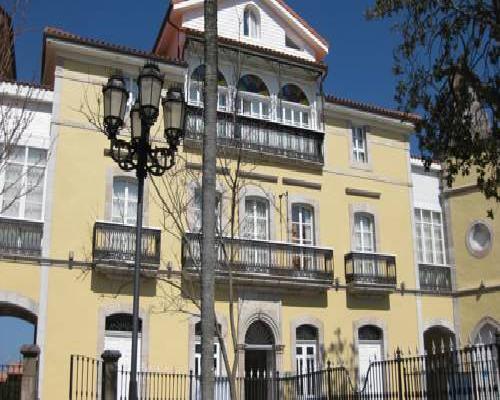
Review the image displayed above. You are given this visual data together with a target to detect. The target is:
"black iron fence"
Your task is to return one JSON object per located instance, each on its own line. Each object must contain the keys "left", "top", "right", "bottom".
{"left": 0, "top": 362, "right": 22, "bottom": 400}
{"left": 70, "top": 341, "right": 499, "bottom": 399}
{"left": 0, "top": 217, "right": 43, "bottom": 257}
{"left": 419, "top": 264, "right": 453, "bottom": 292}
{"left": 185, "top": 106, "right": 324, "bottom": 164}
{"left": 344, "top": 252, "right": 397, "bottom": 287}
{"left": 182, "top": 232, "right": 334, "bottom": 282}
{"left": 92, "top": 222, "right": 161, "bottom": 268}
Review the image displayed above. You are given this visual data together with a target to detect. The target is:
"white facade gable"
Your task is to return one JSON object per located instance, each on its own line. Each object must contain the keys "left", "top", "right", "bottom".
{"left": 175, "top": 0, "right": 327, "bottom": 62}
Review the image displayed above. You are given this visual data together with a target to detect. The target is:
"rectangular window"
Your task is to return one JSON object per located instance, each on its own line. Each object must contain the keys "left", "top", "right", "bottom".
{"left": 192, "top": 188, "right": 221, "bottom": 234}
{"left": 1, "top": 146, "right": 47, "bottom": 221}
{"left": 352, "top": 126, "right": 367, "bottom": 163}
{"left": 414, "top": 208, "right": 446, "bottom": 265}
{"left": 112, "top": 177, "right": 138, "bottom": 225}
{"left": 194, "top": 340, "right": 220, "bottom": 377}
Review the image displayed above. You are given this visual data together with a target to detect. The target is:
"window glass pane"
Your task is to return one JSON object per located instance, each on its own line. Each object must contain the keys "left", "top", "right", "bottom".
{"left": 2, "top": 164, "right": 23, "bottom": 217}
{"left": 302, "top": 112, "right": 309, "bottom": 126}
{"left": 27, "top": 148, "right": 47, "bottom": 166}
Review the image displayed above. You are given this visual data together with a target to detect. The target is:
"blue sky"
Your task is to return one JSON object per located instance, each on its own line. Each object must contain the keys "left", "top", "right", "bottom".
{"left": 2, "top": 0, "right": 418, "bottom": 363}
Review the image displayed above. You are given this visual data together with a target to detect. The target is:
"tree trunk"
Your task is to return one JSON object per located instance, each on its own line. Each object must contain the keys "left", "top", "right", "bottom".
{"left": 201, "top": 1, "right": 218, "bottom": 400}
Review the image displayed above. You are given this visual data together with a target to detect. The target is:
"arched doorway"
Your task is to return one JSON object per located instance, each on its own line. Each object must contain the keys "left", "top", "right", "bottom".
{"left": 244, "top": 320, "right": 275, "bottom": 400}
{"left": 0, "top": 299, "right": 37, "bottom": 364}
{"left": 357, "top": 325, "right": 384, "bottom": 387}
{"left": 424, "top": 325, "right": 456, "bottom": 354}
{"left": 245, "top": 320, "right": 275, "bottom": 375}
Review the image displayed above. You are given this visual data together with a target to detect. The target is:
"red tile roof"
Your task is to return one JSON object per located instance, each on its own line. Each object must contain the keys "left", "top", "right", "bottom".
{"left": 325, "top": 95, "right": 421, "bottom": 124}
{"left": 44, "top": 27, "right": 187, "bottom": 67}
{"left": 183, "top": 28, "right": 327, "bottom": 71}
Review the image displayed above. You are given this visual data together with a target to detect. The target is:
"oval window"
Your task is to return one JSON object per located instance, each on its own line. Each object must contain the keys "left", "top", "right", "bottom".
{"left": 466, "top": 221, "right": 493, "bottom": 257}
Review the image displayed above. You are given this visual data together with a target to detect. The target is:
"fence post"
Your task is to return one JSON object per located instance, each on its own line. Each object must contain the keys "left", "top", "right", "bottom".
{"left": 496, "top": 331, "right": 500, "bottom": 373}
{"left": 396, "top": 347, "right": 403, "bottom": 400}
{"left": 189, "top": 369, "right": 193, "bottom": 400}
{"left": 274, "top": 370, "right": 279, "bottom": 400}
{"left": 101, "top": 350, "right": 121, "bottom": 400}
{"left": 20, "top": 344, "right": 40, "bottom": 400}
{"left": 326, "top": 360, "right": 333, "bottom": 400}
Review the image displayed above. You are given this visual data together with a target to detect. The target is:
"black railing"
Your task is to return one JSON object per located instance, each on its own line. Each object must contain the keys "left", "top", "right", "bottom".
{"left": 344, "top": 252, "right": 397, "bottom": 287}
{"left": 70, "top": 341, "right": 500, "bottom": 399}
{"left": 0, "top": 362, "right": 22, "bottom": 400}
{"left": 92, "top": 221, "right": 161, "bottom": 268}
{"left": 183, "top": 232, "right": 333, "bottom": 282}
{"left": 185, "top": 106, "right": 324, "bottom": 164}
{"left": 0, "top": 217, "right": 43, "bottom": 257}
{"left": 419, "top": 263, "right": 452, "bottom": 292}
{"left": 68, "top": 355, "right": 102, "bottom": 400}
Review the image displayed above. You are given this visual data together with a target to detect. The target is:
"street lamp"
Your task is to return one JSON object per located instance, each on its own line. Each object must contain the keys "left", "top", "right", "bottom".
{"left": 102, "top": 63, "right": 186, "bottom": 400}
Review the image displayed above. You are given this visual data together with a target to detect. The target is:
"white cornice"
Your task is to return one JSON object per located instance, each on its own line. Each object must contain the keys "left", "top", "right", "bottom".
{"left": 46, "top": 38, "right": 186, "bottom": 80}
{"left": 325, "top": 103, "right": 415, "bottom": 134}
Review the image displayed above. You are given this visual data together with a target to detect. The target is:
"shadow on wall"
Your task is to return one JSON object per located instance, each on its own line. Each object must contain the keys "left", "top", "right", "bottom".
{"left": 346, "top": 293, "right": 390, "bottom": 310}
{"left": 90, "top": 271, "right": 157, "bottom": 297}
{"left": 325, "top": 327, "right": 357, "bottom": 375}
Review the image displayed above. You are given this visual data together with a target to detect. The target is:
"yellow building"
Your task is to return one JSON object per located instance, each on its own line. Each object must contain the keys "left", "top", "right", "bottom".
{"left": 0, "top": 1, "right": 497, "bottom": 399}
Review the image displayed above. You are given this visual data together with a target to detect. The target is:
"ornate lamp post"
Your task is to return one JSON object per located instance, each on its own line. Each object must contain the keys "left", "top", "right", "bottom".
{"left": 102, "top": 63, "right": 186, "bottom": 400}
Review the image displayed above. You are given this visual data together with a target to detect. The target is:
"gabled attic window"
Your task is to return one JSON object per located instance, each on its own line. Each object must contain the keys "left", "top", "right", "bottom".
{"left": 285, "top": 35, "right": 301, "bottom": 50}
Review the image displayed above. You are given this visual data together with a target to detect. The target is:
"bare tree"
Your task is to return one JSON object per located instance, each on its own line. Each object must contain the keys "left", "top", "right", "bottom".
{"left": 0, "top": 1, "right": 49, "bottom": 217}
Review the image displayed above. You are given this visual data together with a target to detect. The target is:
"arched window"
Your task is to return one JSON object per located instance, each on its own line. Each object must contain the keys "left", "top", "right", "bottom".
{"left": 279, "top": 84, "right": 311, "bottom": 128}
{"left": 243, "top": 6, "right": 260, "bottom": 39}
{"left": 358, "top": 325, "right": 383, "bottom": 386}
{"left": 296, "top": 324, "right": 318, "bottom": 376}
{"left": 237, "top": 75, "right": 270, "bottom": 119}
{"left": 112, "top": 177, "right": 138, "bottom": 225}
{"left": 194, "top": 322, "right": 222, "bottom": 376}
{"left": 189, "top": 64, "right": 228, "bottom": 110}
{"left": 104, "top": 313, "right": 143, "bottom": 397}
{"left": 474, "top": 321, "right": 498, "bottom": 345}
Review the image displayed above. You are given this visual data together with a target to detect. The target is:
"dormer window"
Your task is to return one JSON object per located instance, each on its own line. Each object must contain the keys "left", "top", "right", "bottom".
{"left": 243, "top": 6, "right": 260, "bottom": 38}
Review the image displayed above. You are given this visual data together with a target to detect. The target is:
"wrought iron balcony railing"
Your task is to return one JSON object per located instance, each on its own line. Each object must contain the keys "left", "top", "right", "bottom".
{"left": 344, "top": 252, "right": 397, "bottom": 288}
{"left": 0, "top": 217, "right": 43, "bottom": 257}
{"left": 185, "top": 106, "right": 324, "bottom": 165}
{"left": 419, "top": 264, "right": 452, "bottom": 292}
{"left": 92, "top": 221, "right": 161, "bottom": 269}
{"left": 182, "top": 232, "right": 333, "bottom": 283}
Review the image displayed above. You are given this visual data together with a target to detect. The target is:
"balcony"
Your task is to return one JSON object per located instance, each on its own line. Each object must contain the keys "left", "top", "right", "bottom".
{"left": 182, "top": 232, "right": 333, "bottom": 288}
{"left": 0, "top": 217, "right": 43, "bottom": 257}
{"left": 92, "top": 221, "right": 161, "bottom": 275}
{"left": 419, "top": 264, "right": 452, "bottom": 292}
{"left": 184, "top": 106, "right": 324, "bottom": 166}
{"left": 344, "top": 252, "right": 397, "bottom": 292}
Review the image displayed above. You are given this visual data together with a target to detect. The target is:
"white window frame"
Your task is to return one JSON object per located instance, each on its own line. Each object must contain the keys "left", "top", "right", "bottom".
{"left": 354, "top": 213, "right": 375, "bottom": 253}
{"left": 111, "top": 177, "right": 138, "bottom": 225}
{"left": 0, "top": 145, "right": 47, "bottom": 221}
{"left": 188, "top": 80, "right": 229, "bottom": 111}
{"left": 280, "top": 100, "right": 311, "bottom": 129}
{"left": 243, "top": 7, "right": 260, "bottom": 39}
{"left": 414, "top": 208, "right": 446, "bottom": 265}
{"left": 352, "top": 126, "right": 368, "bottom": 163}
{"left": 243, "top": 197, "right": 270, "bottom": 241}
{"left": 192, "top": 187, "right": 222, "bottom": 234}
{"left": 291, "top": 204, "right": 315, "bottom": 246}
{"left": 238, "top": 92, "right": 271, "bottom": 120}
{"left": 194, "top": 337, "right": 221, "bottom": 377}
